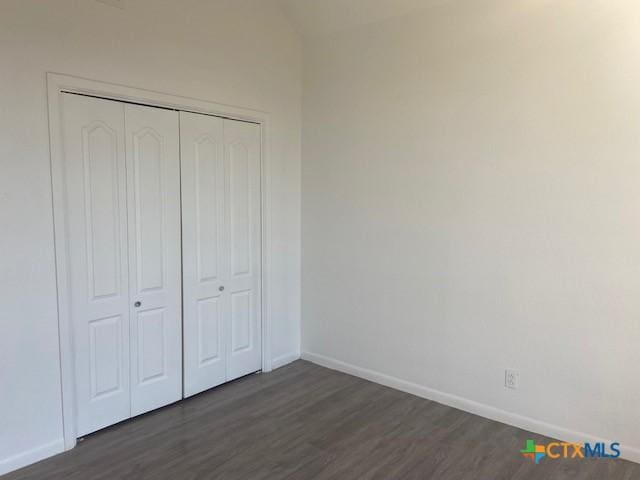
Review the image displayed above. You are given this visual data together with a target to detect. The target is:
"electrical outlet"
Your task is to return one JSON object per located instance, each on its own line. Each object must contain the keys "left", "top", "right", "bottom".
{"left": 505, "top": 369, "right": 519, "bottom": 390}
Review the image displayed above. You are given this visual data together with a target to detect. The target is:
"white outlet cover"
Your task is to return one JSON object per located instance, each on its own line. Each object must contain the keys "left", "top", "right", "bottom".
{"left": 96, "top": 0, "right": 125, "bottom": 9}
{"left": 505, "top": 369, "right": 519, "bottom": 389}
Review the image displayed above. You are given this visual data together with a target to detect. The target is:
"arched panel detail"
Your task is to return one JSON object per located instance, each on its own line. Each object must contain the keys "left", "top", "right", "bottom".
{"left": 229, "top": 141, "right": 251, "bottom": 277}
{"left": 194, "top": 134, "right": 220, "bottom": 283}
{"left": 82, "top": 121, "right": 122, "bottom": 301}
{"left": 132, "top": 127, "right": 165, "bottom": 293}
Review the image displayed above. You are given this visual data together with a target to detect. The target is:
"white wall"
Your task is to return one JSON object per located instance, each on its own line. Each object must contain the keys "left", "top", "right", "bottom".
{"left": 302, "top": 0, "right": 640, "bottom": 459}
{"left": 0, "top": 0, "right": 301, "bottom": 473}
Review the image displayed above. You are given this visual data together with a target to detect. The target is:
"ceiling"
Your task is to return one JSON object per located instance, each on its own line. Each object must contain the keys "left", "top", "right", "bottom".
{"left": 278, "top": 0, "right": 448, "bottom": 38}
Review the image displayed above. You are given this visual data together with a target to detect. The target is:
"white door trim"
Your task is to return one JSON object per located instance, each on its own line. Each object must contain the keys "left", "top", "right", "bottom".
{"left": 46, "top": 72, "right": 273, "bottom": 451}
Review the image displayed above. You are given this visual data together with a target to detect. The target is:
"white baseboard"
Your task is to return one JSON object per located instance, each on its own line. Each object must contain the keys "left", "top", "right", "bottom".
{"left": 301, "top": 351, "right": 640, "bottom": 465}
{"left": 271, "top": 351, "right": 301, "bottom": 370}
{"left": 0, "top": 439, "right": 65, "bottom": 476}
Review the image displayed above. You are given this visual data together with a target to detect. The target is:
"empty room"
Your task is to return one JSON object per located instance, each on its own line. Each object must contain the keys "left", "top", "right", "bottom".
{"left": 1, "top": 0, "right": 639, "bottom": 478}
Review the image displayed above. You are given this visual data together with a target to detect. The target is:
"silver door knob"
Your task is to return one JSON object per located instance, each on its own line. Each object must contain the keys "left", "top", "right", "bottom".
{"left": 134, "top": 301, "right": 141, "bottom": 307}
{"left": 219, "top": 286, "right": 225, "bottom": 292}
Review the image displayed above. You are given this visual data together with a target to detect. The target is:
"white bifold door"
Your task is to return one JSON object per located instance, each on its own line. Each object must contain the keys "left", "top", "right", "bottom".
{"left": 180, "top": 111, "right": 262, "bottom": 397}
{"left": 61, "top": 94, "right": 182, "bottom": 436}
{"left": 59, "top": 94, "right": 261, "bottom": 436}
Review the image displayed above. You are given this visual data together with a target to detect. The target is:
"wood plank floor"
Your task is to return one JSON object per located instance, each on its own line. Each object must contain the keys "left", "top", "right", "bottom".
{"left": 3, "top": 360, "right": 639, "bottom": 479}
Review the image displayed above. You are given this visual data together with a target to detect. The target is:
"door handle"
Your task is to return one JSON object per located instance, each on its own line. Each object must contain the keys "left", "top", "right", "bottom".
{"left": 134, "top": 301, "right": 142, "bottom": 308}
{"left": 219, "top": 286, "right": 225, "bottom": 292}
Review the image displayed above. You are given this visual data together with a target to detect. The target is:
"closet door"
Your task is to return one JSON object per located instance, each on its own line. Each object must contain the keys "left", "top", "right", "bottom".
{"left": 125, "top": 104, "right": 182, "bottom": 416}
{"left": 61, "top": 94, "right": 131, "bottom": 436}
{"left": 223, "top": 118, "right": 262, "bottom": 380}
{"left": 181, "top": 113, "right": 262, "bottom": 397}
{"left": 180, "top": 112, "right": 227, "bottom": 397}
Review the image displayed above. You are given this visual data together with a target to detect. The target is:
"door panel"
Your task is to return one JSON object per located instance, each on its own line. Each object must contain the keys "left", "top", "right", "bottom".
{"left": 230, "top": 290, "right": 252, "bottom": 353}
{"left": 194, "top": 136, "right": 221, "bottom": 283}
{"left": 125, "top": 104, "right": 182, "bottom": 416}
{"left": 180, "top": 112, "right": 227, "bottom": 397}
{"left": 84, "top": 123, "right": 122, "bottom": 299}
{"left": 197, "top": 296, "right": 222, "bottom": 365}
{"left": 136, "top": 307, "right": 167, "bottom": 384}
{"left": 61, "top": 94, "right": 131, "bottom": 436}
{"left": 224, "top": 119, "right": 262, "bottom": 380}
{"left": 133, "top": 129, "right": 164, "bottom": 292}
{"left": 181, "top": 113, "right": 262, "bottom": 395}
{"left": 89, "top": 315, "right": 124, "bottom": 398}
{"left": 229, "top": 142, "right": 251, "bottom": 277}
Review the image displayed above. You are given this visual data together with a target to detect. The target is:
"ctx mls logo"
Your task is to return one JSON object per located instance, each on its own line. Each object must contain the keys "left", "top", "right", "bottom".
{"left": 521, "top": 440, "right": 621, "bottom": 464}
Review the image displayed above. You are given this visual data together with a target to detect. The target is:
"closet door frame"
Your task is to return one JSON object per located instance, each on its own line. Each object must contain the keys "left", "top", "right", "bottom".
{"left": 47, "top": 72, "right": 273, "bottom": 451}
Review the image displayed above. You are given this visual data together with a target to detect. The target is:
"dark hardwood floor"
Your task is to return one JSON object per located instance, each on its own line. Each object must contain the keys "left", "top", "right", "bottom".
{"left": 3, "top": 360, "right": 638, "bottom": 479}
